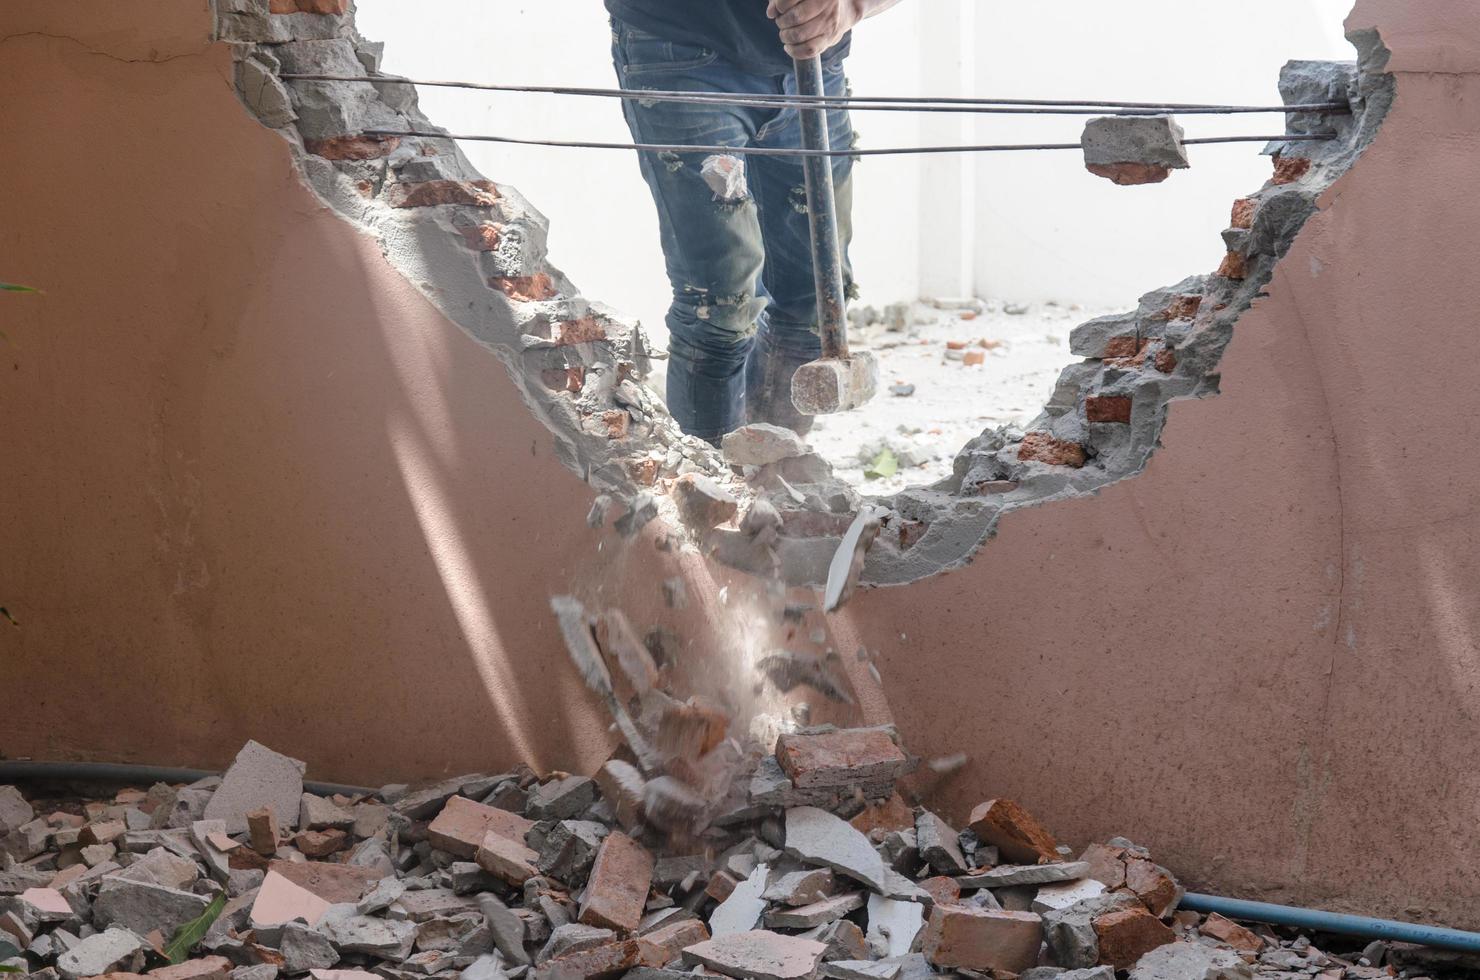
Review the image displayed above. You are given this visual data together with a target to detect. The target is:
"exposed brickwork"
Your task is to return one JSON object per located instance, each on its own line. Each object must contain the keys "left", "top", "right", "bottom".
{"left": 1154, "top": 348, "right": 1178, "bottom": 373}
{"left": 386, "top": 180, "right": 500, "bottom": 209}
{"left": 491, "top": 273, "right": 558, "bottom": 302}
{"left": 458, "top": 223, "right": 502, "bottom": 252}
{"left": 1085, "top": 395, "right": 1132, "bottom": 424}
{"left": 269, "top": 0, "right": 348, "bottom": 13}
{"left": 968, "top": 798, "right": 1060, "bottom": 864}
{"left": 1271, "top": 154, "right": 1313, "bottom": 185}
{"left": 1102, "top": 336, "right": 1145, "bottom": 360}
{"left": 304, "top": 135, "right": 400, "bottom": 160}
{"left": 1016, "top": 433, "right": 1087, "bottom": 469}
{"left": 1159, "top": 294, "right": 1202, "bottom": 322}
{"left": 1093, "top": 906, "right": 1175, "bottom": 969}
{"left": 1217, "top": 251, "right": 1248, "bottom": 280}
{"left": 1085, "top": 162, "right": 1172, "bottom": 186}
{"left": 1230, "top": 197, "right": 1258, "bottom": 229}
{"left": 554, "top": 317, "right": 607, "bottom": 346}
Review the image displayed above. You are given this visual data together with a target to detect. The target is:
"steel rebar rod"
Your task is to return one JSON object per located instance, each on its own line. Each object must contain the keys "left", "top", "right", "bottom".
{"left": 281, "top": 73, "right": 1350, "bottom": 117}
{"left": 363, "top": 128, "right": 1335, "bottom": 159}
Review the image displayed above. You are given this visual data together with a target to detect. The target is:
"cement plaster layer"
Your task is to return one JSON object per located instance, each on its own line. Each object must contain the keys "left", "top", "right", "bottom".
{"left": 3, "top": 0, "right": 1479, "bottom": 927}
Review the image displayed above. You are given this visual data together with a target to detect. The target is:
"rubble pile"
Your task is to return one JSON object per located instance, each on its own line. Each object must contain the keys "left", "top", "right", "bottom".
{"left": 0, "top": 735, "right": 1454, "bottom": 980}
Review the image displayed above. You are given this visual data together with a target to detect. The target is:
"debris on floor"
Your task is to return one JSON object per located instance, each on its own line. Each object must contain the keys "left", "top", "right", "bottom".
{"left": 0, "top": 735, "right": 1455, "bottom": 980}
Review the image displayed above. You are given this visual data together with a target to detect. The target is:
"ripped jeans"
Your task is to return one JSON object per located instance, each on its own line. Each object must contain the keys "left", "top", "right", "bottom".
{"left": 611, "top": 17, "right": 855, "bottom": 443}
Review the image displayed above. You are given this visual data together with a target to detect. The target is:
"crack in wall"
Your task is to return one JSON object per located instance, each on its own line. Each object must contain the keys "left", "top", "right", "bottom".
{"left": 212, "top": 1, "right": 1396, "bottom": 593}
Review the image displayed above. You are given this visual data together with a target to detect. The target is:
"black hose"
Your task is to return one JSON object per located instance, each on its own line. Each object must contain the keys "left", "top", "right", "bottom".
{"left": 0, "top": 760, "right": 377, "bottom": 799}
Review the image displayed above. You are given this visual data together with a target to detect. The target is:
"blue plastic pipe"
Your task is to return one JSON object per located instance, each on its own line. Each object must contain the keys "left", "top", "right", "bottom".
{"left": 1181, "top": 893, "right": 1480, "bottom": 954}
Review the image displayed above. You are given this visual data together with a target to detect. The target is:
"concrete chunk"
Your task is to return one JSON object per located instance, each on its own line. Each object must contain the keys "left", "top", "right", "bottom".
{"left": 709, "top": 863, "right": 770, "bottom": 938}
{"left": 762, "top": 868, "right": 835, "bottom": 908}
{"left": 914, "top": 812, "right": 966, "bottom": 876}
{"left": 0, "top": 788, "right": 34, "bottom": 835}
{"left": 314, "top": 903, "right": 416, "bottom": 959}
{"left": 721, "top": 424, "right": 809, "bottom": 467}
{"left": 1129, "top": 941, "right": 1253, "bottom": 980}
{"left": 56, "top": 927, "right": 148, "bottom": 980}
{"left": 299, "top": 794, "right": 355, "bottom": 832}
{"left": 203, "top": 741, "right": 306, "bottom": 834}
{"left": 784, "top": 807, "right": 886, "bottom": 892}
{"left": 93, "top": 875, "right": 211, "bottom": 936}
{"left": 961, "top": 862, "right": 1089, "bottom": 889}
{"left": 683, "top": 931, "right": 828, "bottom": 980}
{"left": 823, "top": 961, "right": 901, "bottom": 980}
{"left": 1032, "top": 878, "right": 1107, "bottom": 913}
{"left": 865, "top": 895, "right": 923, "bottom": 959}
{"left": 765, "top": 892, "right": 864, "bottom": 929}
{"left": 280, "top": 921, "right": 340, "bottom": 973}
{"left": 1082, "top": 115, "right": 1189, "bottom": 168}
{"left": 527, "top": 776, "right": 597, "bottom": 822}
{"left": 478, "top": 893, "right": 530, "bottom": 966}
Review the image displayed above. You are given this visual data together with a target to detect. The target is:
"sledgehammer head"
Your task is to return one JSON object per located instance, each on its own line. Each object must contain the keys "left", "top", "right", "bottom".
{"left": 791, "top": 351, "right": 879, "bottom": 416}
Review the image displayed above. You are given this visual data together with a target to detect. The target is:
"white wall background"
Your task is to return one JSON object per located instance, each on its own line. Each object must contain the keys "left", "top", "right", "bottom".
{"left": 357, "top": 1, "right": 1357, "bottom": 328}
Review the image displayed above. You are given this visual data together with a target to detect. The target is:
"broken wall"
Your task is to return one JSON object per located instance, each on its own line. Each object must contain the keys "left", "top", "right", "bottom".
{"left": 3, "top": 0, "right": 1480, "bottom": 927}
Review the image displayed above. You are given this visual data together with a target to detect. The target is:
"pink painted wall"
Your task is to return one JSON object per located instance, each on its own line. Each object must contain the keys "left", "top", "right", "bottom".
{"left": 3, "top": 0, "right": 1479, "bottom": 925}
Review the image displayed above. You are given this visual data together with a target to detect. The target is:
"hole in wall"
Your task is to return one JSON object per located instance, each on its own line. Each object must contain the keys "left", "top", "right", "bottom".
{"left": 219, "top": 1, "right": 1394, "bottom": 590}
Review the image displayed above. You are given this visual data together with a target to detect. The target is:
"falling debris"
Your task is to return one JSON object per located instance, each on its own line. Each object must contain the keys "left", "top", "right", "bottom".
{"left": 824, "top": 508, "right": 885, "bottom": 612}
{"left": 757, "top": 650, "right": 855, "bottom": 705}
{"left": 1081, "top": 114, "right": 1191, "bottom": 186}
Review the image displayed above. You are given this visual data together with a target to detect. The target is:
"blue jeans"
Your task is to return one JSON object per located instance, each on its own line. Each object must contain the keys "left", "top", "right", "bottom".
{"left": 611, "top": 17, "right": 856, "bottom": 442}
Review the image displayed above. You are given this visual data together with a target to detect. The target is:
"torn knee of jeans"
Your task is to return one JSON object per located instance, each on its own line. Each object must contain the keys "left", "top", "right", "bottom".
{"left": 789, "top": 185, "right": 809, "bottom": 215}
{"left": 658, "top": 151, "right": 684, "bottom": 173}
{"left": 693, "top": 291, "right": 757, "bottom": 334}
{"left": 701, "top": 154, "right": 750, "bottom": 206}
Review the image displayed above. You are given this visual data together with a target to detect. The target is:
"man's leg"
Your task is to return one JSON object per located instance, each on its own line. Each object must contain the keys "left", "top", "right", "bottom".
{"left": 611, "top": 21, "right": 774, "bottom": 443}
{"left": 745, "top": 63, "right": 856, "bottom": 435}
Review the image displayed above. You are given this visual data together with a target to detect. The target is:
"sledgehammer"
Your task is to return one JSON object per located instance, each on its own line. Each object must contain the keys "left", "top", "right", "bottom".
{"left": 789, "top": 56, "right": 878, "bottom": 417}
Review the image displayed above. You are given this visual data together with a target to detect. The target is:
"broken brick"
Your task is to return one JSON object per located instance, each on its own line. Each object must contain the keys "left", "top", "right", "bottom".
{"left": 1016, "top": 433, "right": 1087, "bottom": 469}
{"left": 1103, "top": 335, "right": 1147, "bottom": 360}
{"left": 540, "top": 938, "right": 640, "bottom": 980}
{"left": 578, "top": 831, "right": 653, "bottom": 932}
{"left": 428, "top": 796, "right": 536, "bottom": 860}
{"left": 265, "top": 859, "right": 379, "bottom": 904}
{"left": 475, "top": 830, "right": 541, "bottom": 885}
{"left": 554, "top": 317, "right": 608, "bottom": 346}
{"left": 1271, "top": 154, "right": 1313, "bottom": 185}
{"left": 1086, "top": 162, "right": 1172, "bottom": 186}
{"left": 386, "top": 180, "right": 500, "bottom": 209}
{"left": 962, "top": 350, "right": 986, "bottom": 367}
{"left": 967, "top": 799, "right": 1060, "bottom": 865}
{"left": 671, "top": 474, "right": 739, "bottom": 530}
{"left": 921, "top": 905, "right": 1043, "bottom": 975}
{"left": 293, "top": 829, "right": 347, "bottom": 858}
{"left": 1230, "top": 197, "right": 1258, "bottom": 229}
{"left": 1154, "top": 348, "right": 1178, "bottom": 373}
{"left": 1200, "top": 912, "right": 1264, "bottom": 953}
{"left": 599, "top": 411, "right": 630, "bottom": 440}
{"left": 628, "top": 457, "right": 659, "bottom": 486}
{"left": 636, "top": 918, "right": 709, "bottom": 966}
{"left": 458, "top": 223, "right": 503, "bottom": 251}
{"left": 775, "top": 729, "right": 909, "bottom": 790}
{"left": 269, "top": 0, "right": 348, "bottom": 12}
{"left": 147, "top": 956, "right": 233, "bottom": 980}
{"left": 250, "top": 870, "right": 332, "bottom": 930}
{"left": 1081, "top": 843, "right": 1129, "bottom": 890}
{"left": 492, "top": 273, "right": 559, "bottom": 302}
{"left": 1160, "top": 294, "right": 1203, "bottom": 321}
{"left": 918, "top": 876, "right": 962, "bottom": 910}
{"left": 1093, "top": 906, "right": 1176, "bottom": 969}
{"left": 1124, "top": 856, "right": 1179, "bottom": 917}
{"left": 1216, "top": 251, "right": 1248, "bottom": 280}
{"left": 683, "top": 931, "right": 827, "bottom": 980}
{"left": 305, "top": 135, "right": 401, "bottom": 161}
{"left": 247, "top": 807, "right": 279, "bottom": 856}
{"left": 1085, "top": 396, "right": 1132, "bottom": 424}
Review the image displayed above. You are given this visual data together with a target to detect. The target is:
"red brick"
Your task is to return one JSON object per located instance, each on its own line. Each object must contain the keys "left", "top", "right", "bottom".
{"left": 1216, "top": 251, "right": 1248, "bottom": 280}
{"left": 599, "top": 410, "right": 630, "bottom": 440}
{"left": 1085, "top": 395, "right": 1132, "bottom": 424}
{"left": 540, "top": 939, "right": 640, "bottom": 980}
{"left": 1093, "top": 906, "right": 1175, "bottom": 969}
{"left": 967, "top": 799, "right": 1060, "bottom": 865}
{"left": 554, "top": 316, "right": 607, "bottom": 346}
{"left": 1080, "top": 843, "right": 1128, "bottom": 890}
{"left": 637, "top": 919, "right": 709, "bottom": 966}
{"left": 148, "top": 957, "right": 233, "bottom": 980}
{"left": 458, "top": 223, "right": 503, "bottom": 251}
{"left": 578, "top": 831, "right": 653, "bottom": 932}
{"left": 921, "top": 905, "right": 1043, "bottom": 975}
{"left": 1160, "top": 294, "right": 1202, "bottom": 321}
{"left": 1124, "top": 857, "right": 1179, "bottom": 917}
{"left": 1230, "top": 197, "right": 1258, "bottom": 230}
{"left": 653, "top": 696, "right": 728, "bottom": 759}
{"left": 386, "top": 179, "right": 500, "bottom": 209}
{"left": 1200, "top": 912, "right": 1264, "bottom": 953}
{"left": 293, "top": 829, "right": 346, "bottom": 858}
{"left": 628, "top": 457, "right": 659, "bottom": 486}
{"left": 247, "top": 807, "right": 279, "bottom": 856}
{"left": 962, "top": 350, "right": 986, "bottom": 366}
{"left": 427, "top": 796, "right": 535, "bottom": 860}
{"left": 270, "top": 0, "right": 348, "bottom": 13}
{"left": 945, "top": 340, "right": 968, "bottom": 351}
{"left": 265, "top": 860, "right": 379, "bottom": 904}
{"left": 919, "top": 876, "right": 962, "bottom": 910}
{"left": 492, "top": 273, "right": 558, "bottom": 302}
{"left": 475, "top": 830, "right": 540, "bottom": 885}
{"left": 1016, "top": 433, "right": 1087, "bottom": 469}
{"left": 775, "top": 729, "right": 910, "bottom": 790}
{"left": 1154, "top": 348, "right": 1177, "bottom": 373}
{"left": 305, "top": 134, "right": 400, "bottom": 160}
{"left": 1103, "top": 336, "right": 1147, "bottom": 360}
{"left": 1271, "top": 154, "right": 1312, "bottom": 185}
{"left": 542, "top": 367, "right": 585, "bottom": 393}
{"left": 1086, "top": 162, "right": 1172, "bottom": 186}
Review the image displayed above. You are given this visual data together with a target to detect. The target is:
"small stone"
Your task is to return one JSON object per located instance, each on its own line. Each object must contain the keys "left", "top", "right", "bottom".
{"left": 476, "top": 831, "right": 541, "bottom": 885}
{"left": 203, "top": 741, "right": 307, "bottom": 834}
{"left": 231, "top": 967, "right": 279, "bottom": 980}
{"left": 1198, "top": 913, "right": 1264, "bottom": 953}
{"left": 765, "top": 893, "right": 864, "bottom": 930}
{"left": 429, "top": 797, "right": 536, "bottom": 860}
{"left": 721, "top": 424, "right": 809, "bottom": 466}
{"left": 279, "top": 922, "right": 339, "bottom": 973}
{"left": 354, "top": 877, "right": 405, "bottom": 915}
{"left": 967, "top": 799, "right": 1060, "bottom": 865}
{"left": 888, "top": 384, "right": 915, "bottom": 398}
{"left": 1093, "top": 906, "right": 1176, "bottom": 970}
{"left": 576, "top": 831, "right": 653, "bottom": 933}
{"left": 683, "top": 931, "right": 827, "bottom": 980}
{"left": 762, "top": 868, "right": 835, "bottom": 907}
{"left": 921, "top": 905, "right": 1042, "bottom": 976}
{"left": 1129, "top": 941, "right": 1253, "bottom": 980}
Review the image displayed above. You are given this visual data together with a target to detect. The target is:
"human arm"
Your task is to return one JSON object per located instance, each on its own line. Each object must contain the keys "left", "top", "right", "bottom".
{"left": 766, "top": 0, "right": 905, "bottom": 60}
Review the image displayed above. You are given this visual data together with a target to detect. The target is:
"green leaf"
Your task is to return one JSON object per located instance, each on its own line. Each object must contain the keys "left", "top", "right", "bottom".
{"left": 863, "top": 448, "right": 898, "bottom": 480}
{"left": 164, "top": 890, "right": 227, "bottom": 964}
{"left": 0, "top": 608, "right": 17, "bottom": 628}
{"left": 0, "top": 283, "right": 39, "bottom": 294}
